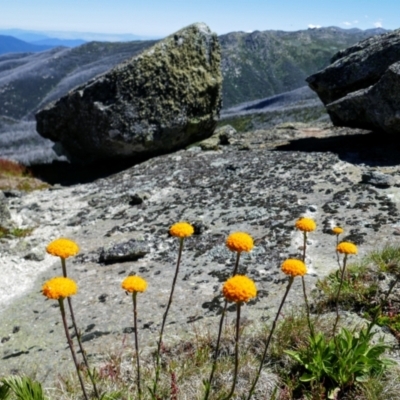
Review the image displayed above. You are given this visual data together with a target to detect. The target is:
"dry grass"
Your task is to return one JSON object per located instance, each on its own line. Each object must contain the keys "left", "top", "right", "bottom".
{"left": 48, "top": 322, "right": 279, "bottom": 400}
{"left": 0, "top": 158, "right": 50, "bottom": 191}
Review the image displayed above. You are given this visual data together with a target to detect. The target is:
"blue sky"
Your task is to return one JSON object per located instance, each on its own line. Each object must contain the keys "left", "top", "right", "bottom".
{"left": 0, "top": 0, "right": 397, "bottom": 38}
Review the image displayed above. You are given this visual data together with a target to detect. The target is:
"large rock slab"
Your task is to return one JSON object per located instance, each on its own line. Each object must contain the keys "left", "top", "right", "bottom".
{"left": 35, "top": 23, "right": 222, "bottom": 163}
{"left": 3, "top": 122, "right": 400, "bottom": 383}
{"left": 306, "top": 29, "right": 400, "bottom": 133}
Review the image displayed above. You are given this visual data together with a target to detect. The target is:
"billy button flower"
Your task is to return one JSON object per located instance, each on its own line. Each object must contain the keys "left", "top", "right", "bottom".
{"left": 153, "top": 221, "right": 194, "bottom": 396}
{"left": 45, "top": 238, "right": 99, "bottom": 399}
{"left": 281, "top": 259, "right": 307, "bottom": 277}
{"left": 219, "top": 275, "right": 257, "bottom": 399}
{"left": 295, "top": 217, "right": 317, "bottom": 233}
{"left": 42, "top": 277, "right": 88, "bottom": 400}
{"left": 42, "top": 277, "right": 77, "bottom": 300}
{"left": 337, "top": 241, "right": 358, "bottom": 255}
{"left": 226, "top": 232, "right": 254, "bottom": 253}
{"left": 226, "top": 232, "right": 254, "bottom": 276}
{"left": 223, "top": 275, "right": 257, "bottom": 303}
{"left": 332, "top": 226, "right": 344, "bottom": 235}
{"left": 205, "top": 232, "right": 255, "bottom": 400}
{"left": 248, "top": 258, "right": 308, "bottom": 398}
{"left": 122, "top": 276, "right": 147, "bottom": 399}
{"left": 169, "top": 222, "right": 194, "bottom": 238}
{"left": 333, "top": 241, "right": 358, "bottom": 335}
{"left": 46, "top": 238, "right": 79, "bottom": 259}
{"left": 122, "top": 276, "right": 148, "bottom": 293}
{"left": 46, "top": 238, "right": 79, "bottom": 278}
{"left": 294, "top": 217, "right": 315, "bottom": 339}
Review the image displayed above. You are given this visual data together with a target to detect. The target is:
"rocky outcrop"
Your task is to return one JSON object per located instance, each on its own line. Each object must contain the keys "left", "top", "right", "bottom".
{"left": 35, "top": 23, "right": 222, "bottom": 163}
{"left": 3, "top": 122, "right": 400, "bottom": 382}
{"left": 306, "top": 29, "right": 400, "bottom": 133}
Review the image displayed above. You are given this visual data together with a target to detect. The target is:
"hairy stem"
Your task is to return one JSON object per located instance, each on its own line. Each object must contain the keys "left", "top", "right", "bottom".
{"left": 59, "top": 298, "right": 88, "bottom": 400}
{"left": 223, "top": 303, "right": 241, "bottom": 400}
{"left": 247, "top": 277, "right": 294, "bottom": 399}
{"left": 153, "top": 238, "right": 184, "bottom": 395}
{"left": 332, "top": 254, "right": 348, "bottom": 335}
{"left": 61, "top": 257, "right": 99, "bottom": 399}
{"left": 132, "top": 292, "right": 142, "bottom": 399}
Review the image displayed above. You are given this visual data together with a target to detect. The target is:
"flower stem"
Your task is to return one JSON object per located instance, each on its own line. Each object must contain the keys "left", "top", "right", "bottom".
{"left": 246, "top": 277, "right": 294, "bottom": 399}
{"left": 203, "top": 252, "right": 242, "bottom": 400}
{"left": 132, "top": 292, "right": 142, "bottom": 399}
{"left": 222, "top": 303, "right": 241, "bottom": 400}
{"left": 335, "top": 236, "right": 341, "bottom": 269}
{"left": 302, "top": 232, "right": 307, "bottom": 263}
{"left": 232, "top": 252, "right": 241, "bottom": 276}
{"left": 367, "top": 275, "right": 400, "bottom": 335}
{"left": 332, "top": 254, "right": 348, "bottom": 335}
{"left": 300, "top": 233, "right": 313, "bottom": 337}
{"left": 153, "top": 238, "right": 184, "bottom": 395}
{"left": 61, "top": 257, "right": 100, "bottom": 399}
{"left": 301, "top": 276, "right": 314, "bottom": 337}
{"left": 203, "top": 300, "right": 228, "bottom": 400}
{"left": 59, "top": 298, "right": 88, "bottom": 400}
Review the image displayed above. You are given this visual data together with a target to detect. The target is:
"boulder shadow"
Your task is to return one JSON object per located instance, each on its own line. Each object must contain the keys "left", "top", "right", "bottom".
{"left": 29, "top": 156, "right": 144, "bottom": 186}
{"left": 273, "top": 130, "right": 400, "bottom": 167}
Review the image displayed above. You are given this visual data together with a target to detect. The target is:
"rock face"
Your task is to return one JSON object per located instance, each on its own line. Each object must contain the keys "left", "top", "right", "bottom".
{"left": 35, "top": 23, "right": 222, "bottom": 163}
{"left": 306, "top": 29, "right": 400, "bottom": 133}
{"left": 3, "top": 122, "right": 400, "bottom": 383}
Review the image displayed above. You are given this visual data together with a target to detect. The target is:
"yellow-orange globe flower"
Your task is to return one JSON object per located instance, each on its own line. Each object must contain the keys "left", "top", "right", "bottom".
{"left": 169, "top": 222, "right": 194, "bottom": 238}
{"left": 281, "top": 259, "right": 307, "bottom": 277}
{"left": 337, "top": 242, "right": 357, "bottom": 255}
{"left": 121, "top": 276, "right": 148, "bottom": 293}
{"left": 226, "top": 232, "right": 254, "bottom": 253}
{"left": 295, "top": 217, "right": 316, "bottom": 232}
{"left": 42, "top": 277, "right": 78, "bottom": 300}
{"left": 332, "top": 227, "right": 344, "bottom": 235}
{"left": 46, "top": 238, "right": 79, "bottom": 259}
{"left": 222, "top": 275, "right": 257, "bottom": 303}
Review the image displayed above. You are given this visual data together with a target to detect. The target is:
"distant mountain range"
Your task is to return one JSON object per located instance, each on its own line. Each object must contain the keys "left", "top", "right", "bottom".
{"left": 220, "top": 26, "right": 388, "bottom": 107}
{"left": 0, "top": 35, "right": 53, "bottom": 55}
{"left": 0, "top": 25, "right": 389, "bottom": 119}
{"left": 0, "top": 28, "right": 159, "bottom": 46}
{"left": 0, "top": 25, "right": 392, "bottom": 165}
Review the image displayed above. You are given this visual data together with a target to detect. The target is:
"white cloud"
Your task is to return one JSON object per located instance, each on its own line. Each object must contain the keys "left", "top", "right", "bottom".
{"left": 308, "top": 24, "right": 321, "bottom": 29}
{"left": 374, "top": 21, "right": 383, "bottom": 28}
{"left": 342, "top": 20, "right": 359, "bottom": 27}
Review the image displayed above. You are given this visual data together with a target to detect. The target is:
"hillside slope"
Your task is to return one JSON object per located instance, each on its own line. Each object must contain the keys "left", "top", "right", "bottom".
{"left": 0, "top": 40, "right": 156, "bottom": 120}
{"left": 0, "top": 35, "right": 52, "bottom": 55}
{"left": 0, "top": 26, "right": 388, "bottom": 121}
{"left": 220, "top": 27, "right": 387, "bottom": 107}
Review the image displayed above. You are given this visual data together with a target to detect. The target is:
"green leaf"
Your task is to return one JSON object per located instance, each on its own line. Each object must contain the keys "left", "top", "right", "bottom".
{"left": 0, "top": 383, "right": 11, "bottom": 400}
{"left": 0, "top": 376, "right": 47, "bottom": 400}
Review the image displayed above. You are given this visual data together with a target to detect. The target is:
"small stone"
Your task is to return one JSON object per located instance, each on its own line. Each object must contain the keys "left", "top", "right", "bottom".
{"left": 361, "top": 171, "right": 395, "bottom": 188}
{"left": 99, "top": 239, "right": 150, "bottom": 264}
{"left": 128, "top": 192, "right": 150, "bottom": 205}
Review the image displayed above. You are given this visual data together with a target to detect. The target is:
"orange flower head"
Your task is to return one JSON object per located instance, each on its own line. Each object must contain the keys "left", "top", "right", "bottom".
{"left": 295, "top": 217, "right": 316, "bottom": 232}
{"left": 226, "top": 232, "right": 254, "bottom": 253}
{"left": 169, "top": 222, "right": 194, "bottom": 238}
{"left": 42, "top": 277, "right": 78, "bottom": 300}
{"left": 46, "top": 238, "right": 79, "bottom": 259}
{"left": 337, "top": 242, "right": 357, "bottom": 255}
{"left": 121, "top": 276, "right": 148, "bottom": 293}
{"left": 332, "top": 227, "right": 344, "bottom": 235}
{"left": 281, "top": 259, "right": 307, "bottom": 277}
{"left": 222, "top": 275, "right": 257, "bottom": 303}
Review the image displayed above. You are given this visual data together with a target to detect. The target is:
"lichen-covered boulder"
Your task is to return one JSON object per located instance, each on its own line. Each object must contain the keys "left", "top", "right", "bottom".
{"left": 35, "top": 23, "right": 222, "bottom": 163}
{"left": 306, "top": 29, "right": 400, "bottom": 133}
